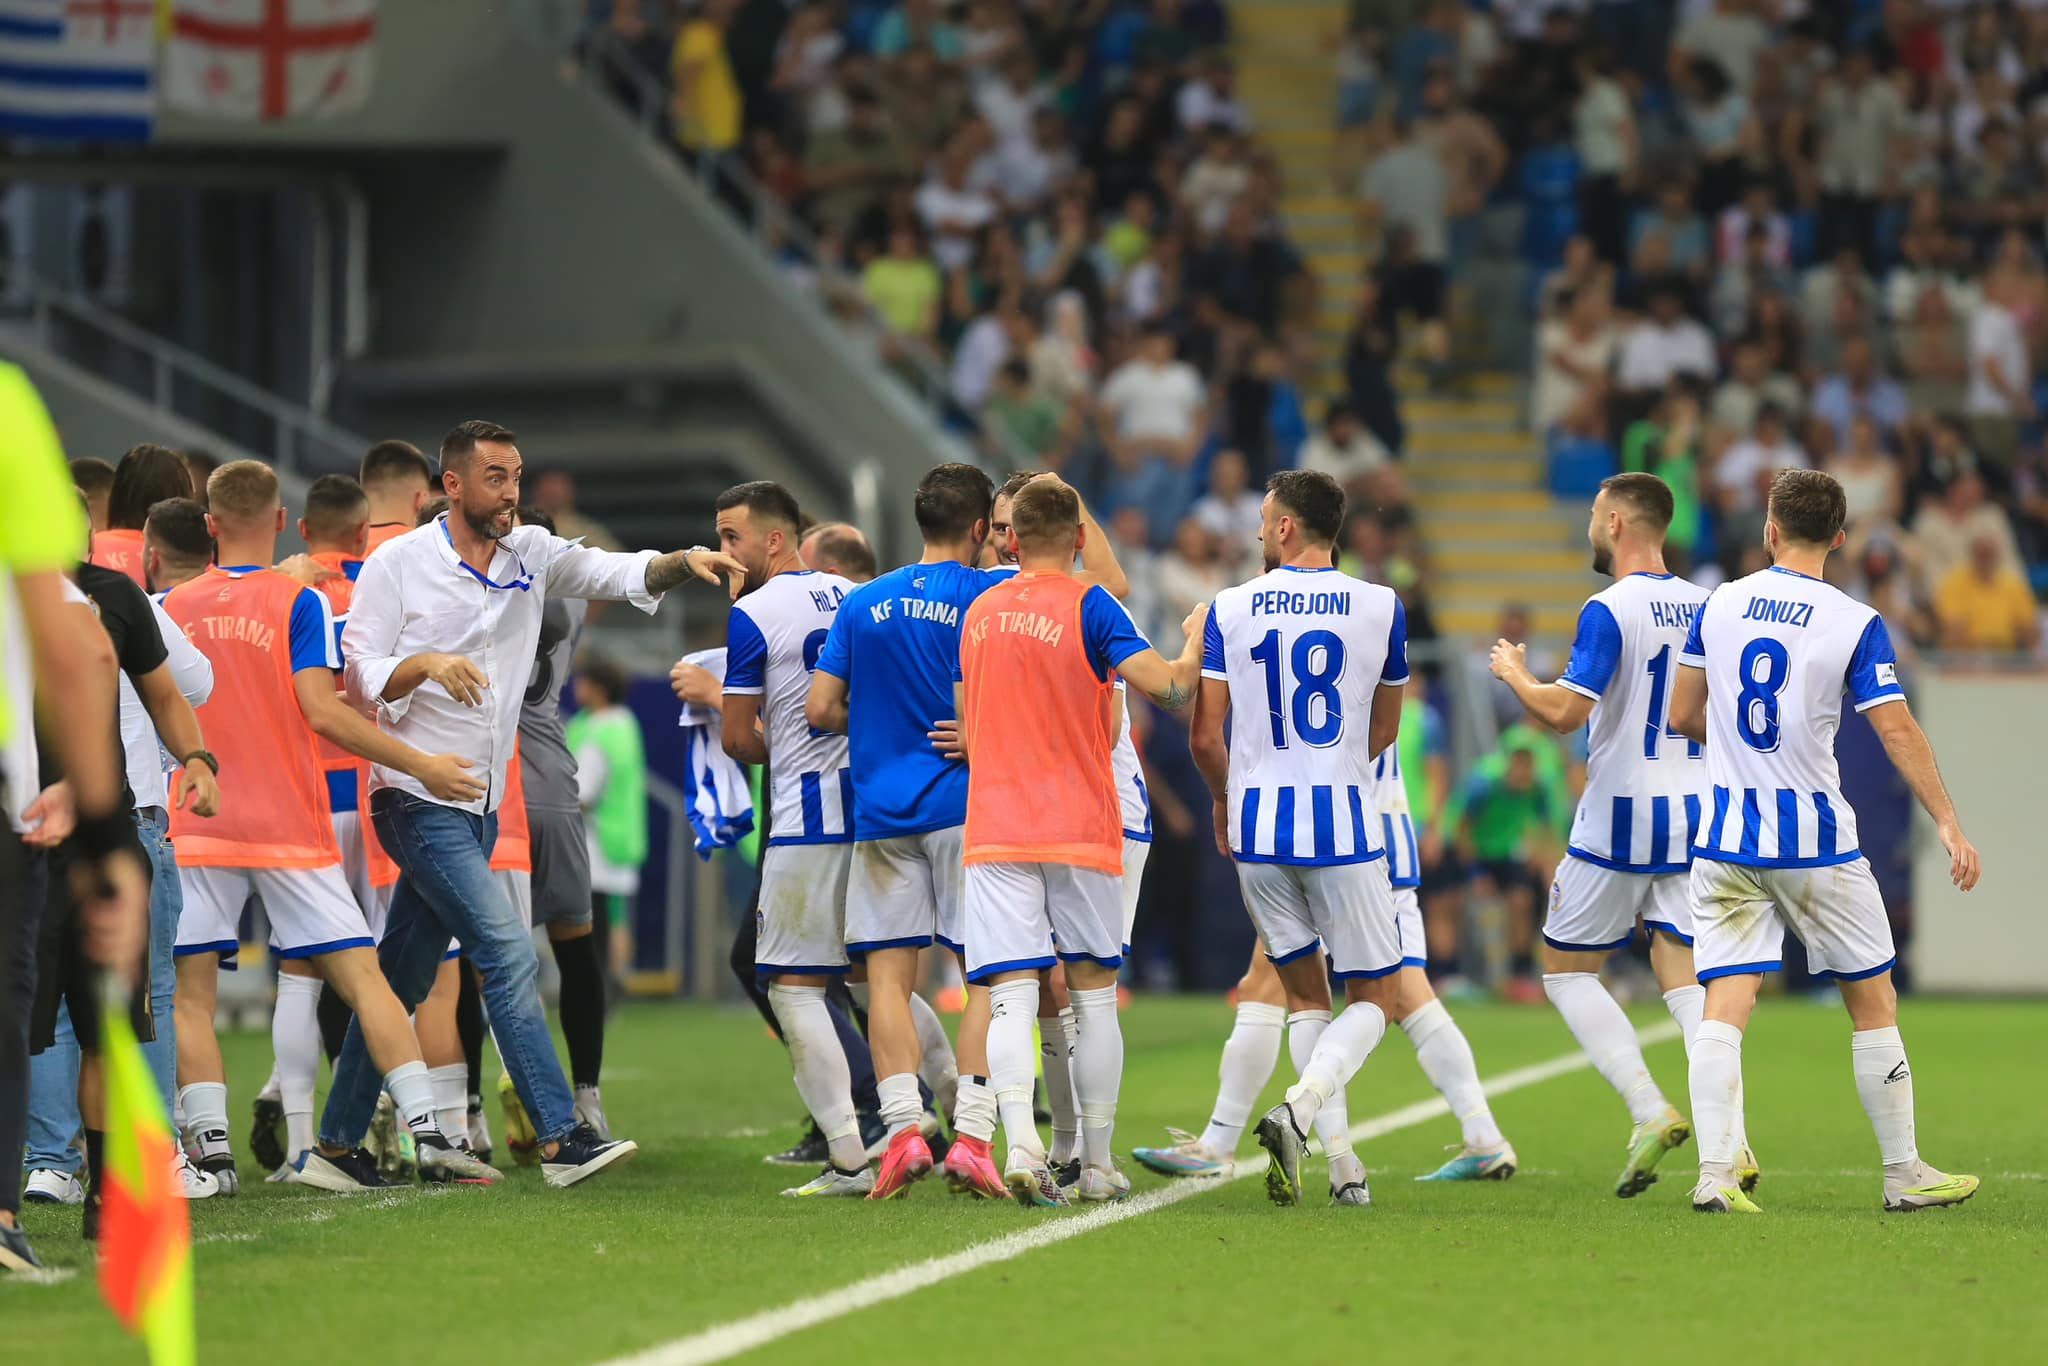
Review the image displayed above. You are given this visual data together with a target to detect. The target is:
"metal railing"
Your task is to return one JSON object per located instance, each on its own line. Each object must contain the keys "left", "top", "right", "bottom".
{"left": 555, "top": 25, "right": 1032, "bottom": 474}
{"left": 3, "top": 267, "right": 369, "bottom": 475}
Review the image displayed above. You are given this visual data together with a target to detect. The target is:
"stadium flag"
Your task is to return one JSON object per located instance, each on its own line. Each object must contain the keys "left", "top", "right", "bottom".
{"left": 0, "top": 0, "right": 155, "bottom": 142}
{"left": 97, "top": 974, "right": 195, "bottom": 1366}
{"left": 162, "top": 0, "right": 375, "bottom": 121}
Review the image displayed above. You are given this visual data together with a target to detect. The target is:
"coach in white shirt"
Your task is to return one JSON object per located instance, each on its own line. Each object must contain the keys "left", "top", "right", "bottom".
{"left": 1617, "top": 287, "right": 1717, "bottom": 399}
{"left": 316, "top": 420, "right": 745, "bottom": 1188}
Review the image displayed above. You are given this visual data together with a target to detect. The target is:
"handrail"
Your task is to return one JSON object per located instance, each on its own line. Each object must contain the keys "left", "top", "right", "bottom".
{"left": 563, "top": 25, "right": 1032, "bottom": 474}
{"left": 3, "top": 266, "right": 370, "bottom": 473}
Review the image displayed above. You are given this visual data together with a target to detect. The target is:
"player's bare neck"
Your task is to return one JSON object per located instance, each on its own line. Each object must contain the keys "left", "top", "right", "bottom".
{"left": 215, "top": 534, "right": 278, "bottom": 572}
{"left": 1771, "top": 548, "right": 1829, "bottom": 580}
{"left": 1016, "top": 551, "right": 1072, "bottom": 575}
{"left": 919, "top": 538, "right": 978, "bottom": 567}
{"left": 764, "top": 549, "right": 804, "bottom": 581}
{"left": 1611, "top": 544, "right": 1668, "bottom": 580}
{"left": 1277, "top": 544, "right": 1334, "bottom": 571}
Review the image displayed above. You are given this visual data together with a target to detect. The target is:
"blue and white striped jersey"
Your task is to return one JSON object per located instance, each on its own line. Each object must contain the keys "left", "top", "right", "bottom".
{"left": 1680, "top": 566, "right": 1905, "bottom": 868}
{"left": 1202, "top": 565, "right": 1408, "bottom": 866}
{"left": 1556, "top": 572, "right": 1711, "bottom": 873}
{"left": 1371, "top": 742, "right": 1420, "bottom": 888}
{"left": 724, "top": 570, "right": 856, "bottom": 846}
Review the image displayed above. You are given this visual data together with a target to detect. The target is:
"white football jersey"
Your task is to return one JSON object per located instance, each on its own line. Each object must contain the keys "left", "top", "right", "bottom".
{"left": 1371, "top": 741, "right": 1420, "bottom": 889}
{"left": 1556, "top": 572, "right": 1712, "bottom": 872}
{"left": 1680, "top": 566, "right": 1904, "bottom": 868}
{"left": 1202, "top": 565, "right": 1408, "bottom": 866}
{"left": 723, "top": 570, "right": 855, "bottom": 845}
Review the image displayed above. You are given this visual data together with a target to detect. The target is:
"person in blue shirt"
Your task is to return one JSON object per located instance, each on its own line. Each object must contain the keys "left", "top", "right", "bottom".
{"left": 805, "top": 463, "right": 1011, "bottom": 1199}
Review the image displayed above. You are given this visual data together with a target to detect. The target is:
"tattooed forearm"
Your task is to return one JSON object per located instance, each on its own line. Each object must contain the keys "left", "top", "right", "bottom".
{"left": 645, "top": 551, "right": 692, "bottom": 595}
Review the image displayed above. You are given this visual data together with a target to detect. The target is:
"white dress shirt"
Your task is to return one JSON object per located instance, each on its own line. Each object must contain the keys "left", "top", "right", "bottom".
{"left": 121, "top": 592, "right": 214, "bottom": 814}
{"left": 342, "top": 516, "right": 663, "bottom": 814}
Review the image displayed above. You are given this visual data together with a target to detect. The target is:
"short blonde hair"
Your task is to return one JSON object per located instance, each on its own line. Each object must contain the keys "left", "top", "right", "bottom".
{"left": 206, "top": 459, "right": 281, "bottom": 526}
{"left": 1008, "top": 476, "right": 1080, "bottom": 554}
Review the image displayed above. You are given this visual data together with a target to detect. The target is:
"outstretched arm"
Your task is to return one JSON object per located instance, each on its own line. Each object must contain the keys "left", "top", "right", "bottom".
{"left": 1111, "top": 604, "right": 1208, "bottom": 712}
{"left": 1865, "top": 699, "right": 1980, "bottom": 891}
{"left": 1491, "top": 639, "right": 1597, "bottom": 733}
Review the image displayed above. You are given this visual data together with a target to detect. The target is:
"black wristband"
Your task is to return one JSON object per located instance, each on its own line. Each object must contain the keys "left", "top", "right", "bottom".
{"left": 70, "top": 810, "right": 135, "bottom": 860}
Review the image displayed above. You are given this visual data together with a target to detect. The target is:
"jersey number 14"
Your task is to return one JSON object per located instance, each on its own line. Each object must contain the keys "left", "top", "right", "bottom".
{"left": 1642, "top": 645, "right": 1702, "bottom": 760}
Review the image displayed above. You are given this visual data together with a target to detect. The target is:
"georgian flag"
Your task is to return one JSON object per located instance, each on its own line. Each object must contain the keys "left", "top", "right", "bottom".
{"left": 163, "top": 0, "right": 376, "bottom": 121}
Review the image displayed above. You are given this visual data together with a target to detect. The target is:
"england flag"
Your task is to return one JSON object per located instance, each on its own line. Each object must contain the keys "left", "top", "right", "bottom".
{"left": 0, "top": 0, "right": 155, "bottom": 143}
{"left": 163, "top": 0, "right": 377, "bottom": 121}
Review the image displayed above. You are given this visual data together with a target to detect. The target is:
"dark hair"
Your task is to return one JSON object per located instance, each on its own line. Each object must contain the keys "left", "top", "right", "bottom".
{"left": 360, "top": 438, "right": 433, "bottom": 490}
{"left": 302, "top": 474, "right": 370, "bottom": 544}
{"left": 1598, "top": 472, "right": 1675, "bottom": 533}
{"left": 418, "top": 495, "right": 450, "bottom": 527}
{"left": 995, "top": 469, "right": 1043, "bottom": 504}
{"left": 803, "top": 523, "right": 877, "bottom": 581}
{"left": 1767, "top": 469, "right": 1848, "bottom": 547}
{"left": 914, "top": 462, "right": 994, "bottom": 541}
{"left": 1266, "top": 470, "right": 1346, "bottom": 546}
{"left": 578, "top": 652, "right": 629, "bottom": 706}
{"left": 143, "top": 497, "right": 214, "bottom": 565}
{"left": 714, "top": 480, "right": 802, "bottom": 532}
{"left": 997, "top": 357, "right": 1031, "bottom": 386}
{"left": 516, "top": 504, "right": 556, "bottom": 535}
{"left": 70, "top": 456, "right": 116, "bottom": 498}
{"left": 109, "top": 444, "right": 196, "bottom": 530}
{"left": 439, "top": 420, "right": 517, "bottom": 476}
{"left": 1008, "top": 477, "right": 1081, "bottom": 551}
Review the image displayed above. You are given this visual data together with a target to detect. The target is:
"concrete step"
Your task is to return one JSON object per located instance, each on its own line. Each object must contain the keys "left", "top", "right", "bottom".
{"left": 1431, "top": 545, "right": 1589, "bottom": 574}
{"left": 1411, "top": 487, "right": 1555, "bottom": 513}
{"left": 1403, "top": 397, "right": 1520, "bottom": 425}
{"left": 1396, "top": 370, "right": 1518, "bottom": 396}
{"left": 1412, "top": 462, "right": 1545, "bottom": 490}
{"left": 1436, "top": 604, "right": 1583, "bottom": 637}
{"left": 1405, "top": 427, "right": 1537, "bottom": 456}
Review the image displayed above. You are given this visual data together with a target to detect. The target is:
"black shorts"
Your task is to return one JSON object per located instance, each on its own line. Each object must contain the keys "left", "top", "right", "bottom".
{"left": 31, "top": 836, "right": 154, "bottom": 1055}
{"left": 1472, "top": 857, "right": 1542, "bottom": 901}
{"left": 1380, "top": 261, "right": 1447, "bottom": 322}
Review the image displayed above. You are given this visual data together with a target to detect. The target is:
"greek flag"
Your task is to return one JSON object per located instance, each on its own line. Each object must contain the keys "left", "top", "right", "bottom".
{"left": 0, "top": 0, "right": 155, "bottom": 143}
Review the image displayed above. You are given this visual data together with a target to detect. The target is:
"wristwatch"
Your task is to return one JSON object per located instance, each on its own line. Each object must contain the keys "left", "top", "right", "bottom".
{"left": 180, "top": 749, "right": 220, "bottom": 776}
{"left": 683, "top": 545, "right": 714, "bottom": 574}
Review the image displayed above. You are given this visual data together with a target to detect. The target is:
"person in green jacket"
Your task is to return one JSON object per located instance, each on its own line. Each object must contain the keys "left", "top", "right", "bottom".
{"left": 1439, "top": 724, "right": 1571, "bottom": 1002}
{"left": 568, "top": 654, "right": 649, "bottom": 988}
{"left": 1621, "top": 378, "right": 1705, "bottom": 573}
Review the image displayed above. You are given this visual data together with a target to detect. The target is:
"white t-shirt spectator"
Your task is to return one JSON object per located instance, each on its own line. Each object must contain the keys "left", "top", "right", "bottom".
{"left": 1617, "top": 316, "right": 1717, "bottom": 391}
{"left": 914, "top": 179, "right": 996, "bottom": 271}
{"left": 949, "top": 313, "right": 1010, "bottom": 410}
{"left": 1177, "top": 79, "right": 1250, "bottom": 134}
{"left": 1715, "top": 437, "right": 1806, "bottom": 513}
{"left": 1100, "top": 358, "right": 1206, "bottom": 443}
{"left": 1299, "top": 428, "right": 1391, "bottom": 487}
{"left": 1191, "top": 489, "right": 1263, "bottom": 548}
{"left": 1532, "top": 318, "right": 1617, "bottom": 431}
{"left": 1674, "top": 6, "right": 1769, "bottom": 92}
{"left": 975, "top": 79, "right": 1046, "bottom": 152}
{"left": 1573, "top": 75, "right": 1631, "bottom": 178}
{"left": 1967, "top": 301, "right": 2032, "bottom": 417}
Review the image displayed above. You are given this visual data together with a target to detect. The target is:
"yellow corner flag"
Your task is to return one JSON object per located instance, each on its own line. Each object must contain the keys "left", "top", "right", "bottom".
{"left": 98, "top": 977, "right": 195, "bottom": 1366}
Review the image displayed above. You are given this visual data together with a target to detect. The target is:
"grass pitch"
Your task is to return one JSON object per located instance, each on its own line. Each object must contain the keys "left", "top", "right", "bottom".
{"left": 9, "top": 995, "right": 2044, "bottom": 1364}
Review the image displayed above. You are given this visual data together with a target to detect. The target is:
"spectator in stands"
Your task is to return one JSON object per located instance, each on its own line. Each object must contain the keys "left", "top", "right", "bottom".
{"left": 1934, "top": 532, "right": 2042, "bottom": 654}
{"left": 1913, "top": 472, "right": 2025, "bottom": 587}
{"left": 1178, "top": 124, "right": 1251, "bottom": 237}
{"left": 1108, "top": 503, "right": 1163, "bottom": 639}
{"left": 1804, "top": 44, "right": 1909, "bottom": 264}
{"left": 1189, "top": 200, "right": 1302, "bottom": 343}
{"left": 1714, "top": 178, "right": 1789, "bottom": 269}
{"left": 1675, "top": 56, "right": 1755, "bottom": 215}
{"left": 950, "top": 294, "right": 1031, "bottom": 412}
{"left": 882, "top": 43, "right": 969, "bottom": 155}
{"left": 1827, "top": 413, "right": 1907, "bottom": 530}
{"left": 1897, "top": 282, "right": 1973, "bottom": 417}
{"left": 1532, "top": 284, "right": 1617, "bottom": 437}
{"left": 1967, "top": 268, "right": 2035, "bottom": 474}
{"left": 767, "top": 2, "right": 846, "bottom": 130}
{"left": 914, "top": 136, "right": 997, "bottom": 272}
{"left": 1800, "top": 245, "right": 1881, "bottom": 368}
{"left": 1812, "top": 335, "right": 1911, "bottom": 446}
{"left": 1175, "top": 51, "right": 1249, "bottom": 134}
{"left": 1712, "top": 402, "right": 1807, "bottom": 564}
{"left": 984, "top": 357, "right": 1068, "bottom": 466}
{"left": 1417, "top": 67, "right": 1508, "bottom": 275}
{"left": 870, "top": 0, "right": 963, "bottom": 62}
{"left": 803, "top": 86, "right": 914, "bottom": 238}
{"left": 531, "top": 471, "right": 622, "bottom": 554}
{"left": 1709, "top": 336, "right": 1804, "bottom": 440}
{"left": 671, "top": 0, "right": 743, "bottom": 171}
{"left": 1441, "top": 725, "right": 1570, "bottom": 1004}
{"left": 1155, "top": 515, "right": 1230, "bottom": 653}
{"left": 1299, "top": 401, "right": 1393, "bottom": 505}
{"left": 577, "top": 0, "right": 671, "bottom": 109}
{"left": 1190, "top": 448, "right": 1261, "bottom": 574}
{"left": 1097, "top": 325, "right": 1207, "bottom": 470}
{"left": 1119, "top": 226, "right": 1185, "bottom": 329}
{"left": 1028, "top": 291, "right": 1096, "bottom": 409}
{"left": 1341, "top": 276, "right": 1403, "bottom": 455}
{"left": 1361, "top": 120, "right": 1452, "bottom": 380}
{"left": 1629, "top": 180, "right": 1710, "bottom": 297}
{"left": 1622, "top": 379, "right": 1706, "bottom": 571}
{"left": 1572, "top": 42, "right": 1636, "bottom": 266}
{"left": 1671, "top": 0, "right": 1769, "bottom": 97}
{"left": 1616, "top": 283, "right": 1716, "bottom": 413}
{"left": 860, "top": 221, "right": 942, "bottom": 344}
{"left": 1390, "top": 0, "right": 1463, "bottom": 122}
{"left": 1710, "top": 223, "right": 1791, "bottom": 342}
{"left": 976, "top": 49, "right": 1048, "bottom": 154}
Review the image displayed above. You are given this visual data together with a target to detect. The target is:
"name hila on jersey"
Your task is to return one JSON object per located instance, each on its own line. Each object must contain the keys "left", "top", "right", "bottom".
{"left": 1648, "top": 600, "right": 1699, "bottom": 631}
{"left": 1252, "top": 588, "right": 1352, "bottom": 616}
{"left": 868, "top": 596, "right": 960, "bottom": 628}
{"left": 1740, "top": 596, "right": 1817, "bottom": 628}
{"left": 808, "top": 585, "right": 846, "bottom": 612}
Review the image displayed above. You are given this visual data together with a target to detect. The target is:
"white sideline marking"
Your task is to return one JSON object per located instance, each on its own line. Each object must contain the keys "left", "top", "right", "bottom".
{"left": 598, "top": 1020, "right": 1682, "bottom": 1366}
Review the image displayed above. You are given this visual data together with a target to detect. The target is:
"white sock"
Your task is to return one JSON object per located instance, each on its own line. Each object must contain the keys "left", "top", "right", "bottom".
{"left": 1039, "top": 1006, "right": 1079, "bottom": 1164}
{"left": 876, "top": 1072, "right": 923, "bottom": 1137}
{"left": 1544, "top": 972, "right": 1667, "bottom": 1126}
{"left": 1663, "top": 984, "right": 1705, "bottom": 1053}
{"left": 953, "top": 1075, "right": 997, "bottom": 1144}
{"left": 1401, "top": 999, "right": 1504, "bottom": 1150}
{"left": 909, "top": 992, "right": 959, "bottom": 1116}
{"left": 427, "top": 1063, "right": 468, "bottom": 1145}
{"left": 573, "top": 1084, "right": 603, "bottom": 1118}
{"left": 1068, "top": 987, "right": 1124, "bottom": 1173}
{"left": 271, "top": 973, "right": 323, "bottom": 1162}
{"left": 1851, "top": 1026, "right": 1918, "bottom": 1172}
{"left": 1200, "top": 1001, "right": 1285, "bottom": 1157}
{"left": 767, "top": 984, "right": 865, "bottom": 1171}
{"left": 986, "top": 979, "right": 1044, "bottom": 1164}
{"left": 1689, "top": 1020, "right": 1744, "bottom": 1180}
{"left": 384, "top": 1060, "right": 441, "bottom": 1141}
{"left": 1288, "top": 1009, "right": 1357, "bottom": 1162}
{"left": 258, "top": 1064, "right": 281, "bottom": 1105}
{"left": 177, "top": 1081, "right": 230, "bottom": 1157}
{"left": 1285, "top": 1002, "right": 1386, "bottom": 1135}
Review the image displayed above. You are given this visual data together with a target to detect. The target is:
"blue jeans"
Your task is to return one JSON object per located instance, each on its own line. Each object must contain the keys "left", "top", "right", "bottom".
{"left": 319, "top": 790, "right": 576, "bottom": 1148}
{"left": 25, "top": 808, "right": 179, "bottom": 1174}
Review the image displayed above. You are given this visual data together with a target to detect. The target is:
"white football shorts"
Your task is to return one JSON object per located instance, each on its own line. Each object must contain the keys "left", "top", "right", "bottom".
{"left": 1544, "top": 855, "right": 1695, "bottom": 953}
{"left": 176, "top": 863, "right": 372, "bottom": 965}
{"left": 1393, "top": 885, "right": 1426, "bottom": 969}
{"left": 846, "top": 825, "right": 965, "bottom": 957}
{"left": 1120, "top": 836, "right": 1151, "bottom": 954}
{"left": 1690, "top": 855, "right": 1895, "bottom": 983}
{"left": 1237, "top": 857, "right": 1400, "bottom": 981}
{"left": 755, "top": 843, "right": 853, "bottom": 977}
{"left": 963, "top": 859, "right": 1122, "bottom": 983}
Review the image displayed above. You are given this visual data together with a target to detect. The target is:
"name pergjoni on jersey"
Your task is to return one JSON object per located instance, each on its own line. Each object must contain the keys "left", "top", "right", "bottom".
{"left": 1557, "top": 572, "right": 1713, "bottom": 872}
{"left": 725, "top": 570, "right": 856, "bottom": 844}
{"left": 1680, "top": 566, "right": 1904, "bottom": 867}
{"left": 1202, "top": 567, "right": 1409, "bottom": 864}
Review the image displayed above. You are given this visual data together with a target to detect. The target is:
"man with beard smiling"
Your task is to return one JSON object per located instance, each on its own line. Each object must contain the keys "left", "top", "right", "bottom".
{"left": 303, "top": 420, "right": 747, "bottom": 1190}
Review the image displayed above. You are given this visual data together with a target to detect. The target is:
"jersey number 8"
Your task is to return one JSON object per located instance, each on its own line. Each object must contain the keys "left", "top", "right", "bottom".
{"left": 1249, "top": 628, "right": 1346, "bottom": 749}
{"left": 1735, "top": 637, "right": 1790, "bottom": 753}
